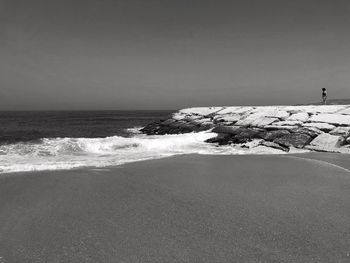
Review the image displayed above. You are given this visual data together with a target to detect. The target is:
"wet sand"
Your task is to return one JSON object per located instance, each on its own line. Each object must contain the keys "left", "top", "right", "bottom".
{"left": 0, "top": 154, "right": 350, "bottom": 262}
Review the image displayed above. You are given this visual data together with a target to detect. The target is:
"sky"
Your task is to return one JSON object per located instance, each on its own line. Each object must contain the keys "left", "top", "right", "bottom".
{"left": 0, "top": 0, "right": 350, "bottom": 110}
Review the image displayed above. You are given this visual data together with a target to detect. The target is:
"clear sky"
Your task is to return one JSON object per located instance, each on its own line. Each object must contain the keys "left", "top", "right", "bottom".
{"left": 0, "top": 0, "right": 349, "bottom": 110}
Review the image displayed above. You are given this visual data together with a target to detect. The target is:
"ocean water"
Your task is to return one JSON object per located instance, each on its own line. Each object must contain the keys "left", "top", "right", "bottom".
{"left": 0, "top": 110, "right": 290, "bottom": 174}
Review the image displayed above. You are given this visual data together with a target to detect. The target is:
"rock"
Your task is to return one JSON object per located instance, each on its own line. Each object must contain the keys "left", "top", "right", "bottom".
{"left": 140, "top": 122, "right": 161, "bottom": 135}
{"left": 301, "top": 126, "right": 323, "bottom": 135}
{"left": 240, "top": 139, "right": 263, "bottom": 149}
{"left": 217, "top": 107, "right": 253, "bottom": 115}
{"left": 214, "top": 115, "right": 241, "bottom": 123}
{"left": 191, "top": 118, "right": 212, "bottom": 125}
{"left": 212, "top": 125, "right": 241, "bottom": 135}
{"left": 336, "top": 106, "right": 350, "bottom": 115}
{"left": 260, "top": 130, "right": 291, "bottom": 141}
{"left": 274, "top": 133, "right": 313, "bottom": 148}
{"left": 271, "top": 120, "right": 303, "bottom": 126}
{"left": 260, "top": 141, "right": 289, "bottom": 152}
{"left": 183, "top": 115, "right": 202, "bottom": 122}
{"left": 302, "top": 122, "right": 335, "bottom": 132}
{"left": 329, "top": 127, "right": 350, "bottom": 136}
{"left": 232, "top": 128, "right": 262, "bottom": 143}
{"left": 172, "top": 113, "right": 186, "bottom": 121}
{"left": 205, "top": 133, "right": 232, "bottom": 145}
{"left": 346, "top": 136, "right": 350, "bottom": 144}
{"left": 161, "top": 119, "right": 176, "bottom": 125}
{"left": 309, "top": 114, "right": 350, "bottom": 126}
{"left": 197, "top": 122, "right": 215, "bottom": 131}
{"left": 264, "top": 125, "right": 299, "bottom": 131}
{"left": 180, "top": 107, "right": 223, "bottom": 116}
{"left": 235, "top": 116, "right": 279, "bottom": 128}
{"left": 291, "top": 127, "right": 320, "bottom": 138}
{"left": 308, "top": 133, "right": 343, "bottom": 151}
{"left": 284, "top": 105, "right": 346, "bottom": 114}
{"left": 287, "top": 112, "right": 309, "bottom": 122}
{"left": 249, "top": 107, "right": 290, "bottom": 119}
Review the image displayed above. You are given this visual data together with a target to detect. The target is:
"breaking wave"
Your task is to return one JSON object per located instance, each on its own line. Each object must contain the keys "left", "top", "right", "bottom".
{"left": 0, "top": 130, "right": 292, "bottom": 174}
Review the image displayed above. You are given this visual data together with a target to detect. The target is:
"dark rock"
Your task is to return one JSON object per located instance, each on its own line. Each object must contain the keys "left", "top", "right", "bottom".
{"left": 260, "top": 141, "right": 289, "bottom": 152}
{"left": 205, "top": 133, "right": 232, "bottom": 145}
{"left": 179, "top": 123, "right": 200, "bottom": 133}
{"left": 212, "top": 125, "right": 241, "bottom": 135}
{"left": 140, "top": 122, "right": 161, "bottom": 135}
{"left": 232, "top": 128, "right": 262, "bottom": 143}
{"left": 291, "top": 128, "right": 319, "bottom": 139}
{"left": 197, "top": 123, "right": 215, "bottom": 131}
{"left": 260, "top": 130, "right": 290, "bottom": 141}
{"left": 161, "top": 119, "right": 176, "bottom": 126}
{"left": 273, "top": 133, "right": 313, "bottom": 148}
{"left": 346, "top": 136, "right": 350, "bottom": 144}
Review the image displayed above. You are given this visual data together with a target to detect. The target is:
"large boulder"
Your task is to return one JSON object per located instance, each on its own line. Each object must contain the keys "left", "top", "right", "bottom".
{"left": 336, "top": 106, "right": 350, "bottom": 115}
{"left": 205, "top": 133, "right": 232, "bottom": 145}
{"left": 140, "top": 122, "right": 161, "bottom": 135}
{"left": 197, "top": 122, "right": 215, "bottom": 131}
{"left": 273, "top": 133, "right": 313, "bottom": 148}
{"left": 180, "top": 107, "right": 223, "bottom": 116}
{"left": 329, "top": 127, "right": 350, "bottom": 137}
{"left": 260, "top": 130, "right": 291, "bottom": 141}
{"left": 161, "top": 119, "right": 176, "bottom": 126}
{"left": 214, "top": 115, "right": 241, "bottom": 124}
{"left": 302, "top": 122, "right": 335, "bottom": 132}
{"left": 260, "top": 141, "right": 289, "bottom": 152}
{"left": 271, "top": 120, "right": 303, "bottom": 126}
{"left": 232, "top": 128, "right": 262, "bottom": 143}
{"left": 309, "top": 114, "right": 350, "bottom": 126}
{"left": 235, "top": 115, "right": 279, "bottom": 128}
{"left": 307, "top": 133, "right": 343, "bottom": 152}
{"left": 287, "top": 112, "right": 309, "bottom": 122}
{"left": 212, "top": 125, "right": 241, "bottom": 135}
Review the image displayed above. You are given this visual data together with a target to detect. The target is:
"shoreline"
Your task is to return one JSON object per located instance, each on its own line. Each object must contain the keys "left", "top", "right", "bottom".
{"left": 1, "top": 153, "right": 350, "bottom": 262}
{"left": 1, "top": 151, "right": 350, "bottom": 177}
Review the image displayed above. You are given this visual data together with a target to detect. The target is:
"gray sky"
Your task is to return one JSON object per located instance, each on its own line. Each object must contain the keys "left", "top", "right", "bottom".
{"left": 0, "top": 0, "right": 349, "bottom": 110}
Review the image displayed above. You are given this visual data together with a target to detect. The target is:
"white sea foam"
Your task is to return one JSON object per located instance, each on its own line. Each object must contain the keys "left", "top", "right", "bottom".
{"left": 0, "top": 130, "right": 300, "bottom": 174}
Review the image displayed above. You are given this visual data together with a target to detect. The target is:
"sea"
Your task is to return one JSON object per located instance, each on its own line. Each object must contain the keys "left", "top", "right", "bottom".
{"left": 0, "top": 110, "right": 288, "bottom": 174}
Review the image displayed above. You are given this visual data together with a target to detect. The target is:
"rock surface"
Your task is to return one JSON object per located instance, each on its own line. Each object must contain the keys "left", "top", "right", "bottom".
{"left": 141, "top": 105, "right": 350, "bottom": 153}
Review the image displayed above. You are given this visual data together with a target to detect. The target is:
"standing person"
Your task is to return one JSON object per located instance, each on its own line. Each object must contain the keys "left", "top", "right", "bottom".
{"left": 322, "top": 88, "right": 327, "bottom": 105}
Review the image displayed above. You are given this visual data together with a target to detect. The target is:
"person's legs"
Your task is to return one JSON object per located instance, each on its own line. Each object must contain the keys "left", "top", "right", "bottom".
{"left": 323, "top": 96, "right": 327, "bottom": 105}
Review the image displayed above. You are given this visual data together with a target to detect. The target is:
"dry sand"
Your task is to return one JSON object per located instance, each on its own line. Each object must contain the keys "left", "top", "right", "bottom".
{"left": 0, "top": 153, "right": 350, "bottom": 262}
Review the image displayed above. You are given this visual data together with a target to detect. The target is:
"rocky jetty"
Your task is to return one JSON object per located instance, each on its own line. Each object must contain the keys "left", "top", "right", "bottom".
{"left": 141, "top": 105, "right": 350, "bottom": 153}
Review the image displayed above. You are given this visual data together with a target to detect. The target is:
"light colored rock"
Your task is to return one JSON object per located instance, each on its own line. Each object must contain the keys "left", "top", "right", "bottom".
{"left": 235, "top": 116, "right": 279, "bottom": 128}
{"left": 303, "top": 122, "right": 335, "bottom": 132}
{"left": 215, "top": 115, "right": 241, "bottom": 123}
{"left": 180, "top": 107, "right": 223, "bottom": 116}
{"left": 264, "top": 125, "right": 298, "bottom": 131}
{"left": 191, "top": 118, "right": 212, "bottom": 124}
{"left": 272, "top": 120, "right": 303, "bottom": 126}
{"left": 329, "top": 127, "right": 350, "bottom": 136}
{"left": 172, "top": 113, "right": 186, "bottom": 121}
{"left": 337, "top": 106, "right": 350, "bottom": 115}
{"left": 183, "top": 115, "right": 202, "bottom": 121}
{"left": 249, "top": 107, "right": 290, "bottom": 119}
{"left": 287, "top": 112, "right": 309, "bottom": 122}
{"left": 284, "top": 105, "right": 347, "bottom": 114}
{"left": 308, "top": 133, "right": 343, "bottom": 151}
{"left": 309, "top": 114, "right": 350, "bottom": 126}
{"left": 302, "top": 126, "right": 323, "bottom": 135}
{"left": 216, "top": 107, "right": 244, "bottom": 115}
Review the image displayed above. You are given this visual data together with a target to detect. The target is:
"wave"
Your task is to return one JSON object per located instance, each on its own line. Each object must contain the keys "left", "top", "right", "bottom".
{"left": 0, "top": 130, "right": 300, "bottom": 174}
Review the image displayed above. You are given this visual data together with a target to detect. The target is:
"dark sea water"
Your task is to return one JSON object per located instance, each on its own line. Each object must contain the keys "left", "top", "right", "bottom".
{"left": 0, "top": 110, "right": 173, "bottom": 144}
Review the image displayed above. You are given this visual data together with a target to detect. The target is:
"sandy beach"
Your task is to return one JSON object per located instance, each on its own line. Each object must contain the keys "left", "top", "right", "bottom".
{"left": 1, "top": 153, "right": 350, "bottom": 262}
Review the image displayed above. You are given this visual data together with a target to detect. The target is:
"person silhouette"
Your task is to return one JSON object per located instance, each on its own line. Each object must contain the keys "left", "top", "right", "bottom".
{"left": 322, "top": 88, "right": 327, "bottom": 105}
